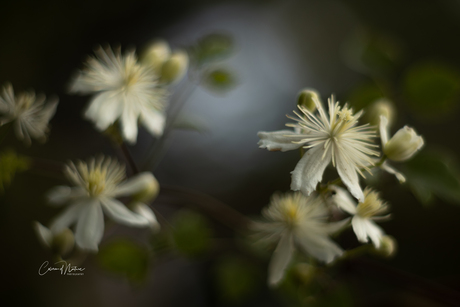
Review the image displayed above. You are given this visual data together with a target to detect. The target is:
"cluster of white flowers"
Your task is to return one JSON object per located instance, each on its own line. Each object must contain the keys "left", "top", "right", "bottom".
{"left": 255, "top": 89, "right": 424, "bottom": 286}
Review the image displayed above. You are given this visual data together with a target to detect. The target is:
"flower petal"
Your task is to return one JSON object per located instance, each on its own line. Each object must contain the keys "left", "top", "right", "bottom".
{"left": 379, "top": 115, "right": 388, "bottom": 146}
{"left": 380, "top": 162, "right": 406, "bottom": 183}
{"left": 75, "top": 200, "right": 104, "bottom": 251}
{"left": 100, "top": 197, "right": 149, "bottom": 227}
{"left": 268, "top": 232, "right": 294, "bottom": 287}
{"left": 34, "top": 222, "right": 52, "bottom": 247}
{"left": 336, "top": 151, "right": 364, "bottom": 202}
{"left": 258, "top": 130, "right": 305, "bottom": 152}
{"left": 141, "top": 110, "right": 165, "bottom": 137}
{"left": 133, "top": 202, "right": 160, "bottom": 231}
{"left": 295, "top": 229, "right": 343, "bottom": 263}
{"left": 330, "top": 185, "right": 357, "bottom": 214}
{"left": 121, "top": 106, "right": 138, "bottom": 144}
{"left": 291, "top": 146, "right": 331, "bottom": 196}
{"left": 50, "top": 201, "right": 86, "bottom": 233}
{"left": 94, "top": 97, "right": 123, "bottom": 131}
{"left": 47, "top": 186, "right": 85, "bottom": 206}
{"left": 352, "top": 216, "right": 384, "bottom": 248}
{"left": 114, "top": 172, "right": 157, "bottom": 197}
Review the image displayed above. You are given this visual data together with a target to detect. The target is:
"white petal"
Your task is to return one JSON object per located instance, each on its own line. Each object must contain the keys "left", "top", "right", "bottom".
{"left": 352, "top": 217, "right": 384, "bottom": 248}
{"left": 380, "top": 163, "right": 406, "bottom": 183}
{"left": 295, "top": 230, "right": 343, "bottom": 263}
{"left": 291, "top": 146, "right": 331, "bottom": 196}
{"left": 47, "top": 186, "right": 85, "bottom": 206}
{"left": 258, "top": 130, "right": 305, "bottom": 152}
{"left": 94, "top": 97, "right": 123, "bottom": 131}
{"left": 75, "top": 200, "right": 104, "bottom": 251}
{"left": 121, "top": 107, "right": 138, "bottom": 144}
{"left": 268, "top": 232, "right": 294, "bottom": 287}
{"left": 50, "top": 201, "right": 86, "bottom": 233}
{"left": 379, "top": 115, "right": 388, "bottom": 146}
{"left": 330, "top": 185, "right": 357, "bottom": 214}
{"left": 84, "top": 92, "right": 111, "bottom": 123}
{"left": 133, "top": 202, "right": 160, "bottom": 231}
{"left": 114, "top": 172, "right": 157, "bottom": 197}
{"left": 100, "top": 197, "right": 149, "bottom": 227}
{"left": 34, "top": 222, "right": 52, "bottom": 247}
{"left": 336, "top": 152, "right": 364, "bottom": 202}
{"left": 141, "top": 110, "right": 165, "bottom": 137}
{"left": 325, "top": 218, "right": 351, "bottom": 234}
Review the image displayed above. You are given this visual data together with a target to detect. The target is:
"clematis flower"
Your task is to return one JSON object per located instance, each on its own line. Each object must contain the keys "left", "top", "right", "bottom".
{"left": 252, "top": 192, "right": 346, "bottom": 286}
{"left": 69, "top": 45, "right": 167, "bottom": 144}
{"left": 0, "top": 83, "right": 58, "bottom": 145}
{"left": 258, "top": 95, "right": 378, "bottom": 202}
{"left": 46, "top": 156, "right": 158, "bottom": 252}
{"left": 332, "top": 186, "right": 389, "bottom": 248}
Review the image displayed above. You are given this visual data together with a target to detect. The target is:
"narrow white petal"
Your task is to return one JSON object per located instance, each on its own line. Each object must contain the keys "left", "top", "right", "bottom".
{"left": 121, "top": 107, "right": 138, "bottom": 144}
{"left": 336, "top": 152, "right": 364, "bottom": 202}
{"left": 351, "top": 217, "right": 369, "bottom": 243}
{"left": 379, "top": 115, "right": 389, "bottom": 146}
{"left": 381, "top": 163, "right": 406, "bottom": 183}
{"left": 94, "top": 97, "right": 123, "bottom": 131}
{"left": 50, "top": 201, "right": 86, "bottom": 233}
{"left": 352, "top": 217, "right": 384, "bottom": 248}
{"left": 258, "top": 130, "right": 305, "bottom": 152}
{"left": 75, "top": 200, "right": 104, "bottom": 251}
{"left": 100, "top": 197, "right": 149, "bottom": 227}
{"left": 47, "top": 186, "right": 85, "bottom": 206}
{"left": 133, "top": 202, "right": 160, "bottom": 231}
{"left": 114, "top": 172, "right": 157, "bottom": 197}
{"left": 34, "top": 222, "right": 52, "bottom": 247}
{"left": 330, "top": 185, "right": 357, "bottom": 214}
{"left": 268, "top": 232, "right": 294, "bottom": 287}
{"left": 141, "top": 110, "right": 165, "bottom": 137}
{"left": 84, "top": 92, "right": 111, "bottom": 123}
{"left": 291, "top": 146, "right": 331, "bottom": 196}
{"left": 325, "top": 218, "right": 351, "bottom": 234}
{"left": 296, "top": 230, "right": 343, "bottom": 263}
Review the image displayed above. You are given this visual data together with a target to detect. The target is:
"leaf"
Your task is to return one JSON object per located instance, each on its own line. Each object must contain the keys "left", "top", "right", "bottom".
{"left": 170, "top": 210, "right": 212, "bottom": 257}
{"left": 191, "top": 33, "right": 233, "bottom": 65}
{"left": 202, "top": 68, "right": 236, "bottom": 94}
{"left": 0, "top": 149, "right": 31, "bottom": 192}
{"left": 403, "top": 61, "right": 460, "bottom": 119}
{"left": 98, "top": 239, "right": 150, "bottom": 282}
{"left": 214, "top": 255, "right": 261, "bottom": 303}
{"left": 347, "top": 82, "right": 386, "bottom": 111}
{"left": 403, "top": 149, "right": 460, "bottom": 205}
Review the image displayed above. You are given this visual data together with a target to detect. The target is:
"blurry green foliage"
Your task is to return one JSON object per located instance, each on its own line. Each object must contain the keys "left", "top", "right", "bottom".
{"left": 202, "top": 68, "right": 236, "bottom": 94}
{"left": 0, "top": 149, "right": 31, "bottom": 192}
{"left": 98, "top": 239, "right": 150, "bottom": 283}
{"left": 214, "top": 255, "right": 261, "bottom": 303}
{"left": 347, "top": 82, "right": 385, "bottom": 111}
{"left": 403, "top": 149, "right": 460, "bottom": 205}
{"left": 191, "top": 33, "right": 233, "bottom": 65}
{"left": 403, "top": 62, "right": 460, "bottom": 119}
{"left": 171, "top": 210, "right": 212, "bottom": 257}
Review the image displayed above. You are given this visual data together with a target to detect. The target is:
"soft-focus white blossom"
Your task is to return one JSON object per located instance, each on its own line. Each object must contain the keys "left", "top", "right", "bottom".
{"left": 332, "top": 186, "right": 389, "bottom": 248}
{"left": 46, "top": 156, "right": 158, "bottom": 252}
{"left": 253, "top": 192, "right": 346, "bottom": 286}
{"left": 0, "top": 83, "right": 58, "bottom": 145}
{"left": 69, "top": 45, "right": 167, "bottom": 144}
{"left": 258, "top": 95, "right": 378, "bottom": 202}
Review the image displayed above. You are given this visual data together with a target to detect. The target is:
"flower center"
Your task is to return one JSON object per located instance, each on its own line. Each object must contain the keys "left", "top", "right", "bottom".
{"left": 87, "top": 169, "right": 106, "bottom": 197}
{"left": 356, "top": 190, "right": 386, "bottom": 218}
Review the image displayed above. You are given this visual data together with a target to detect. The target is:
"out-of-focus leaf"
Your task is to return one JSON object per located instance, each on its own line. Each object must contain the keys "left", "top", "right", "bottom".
{"left": 191, "top": 33, "right": 233, "bottom": 65}
{"left": 403, "top": 149, "right": 460, "bottom": 205}
{"left": 0, "top": 149, "right": 31, "bottom": 192}
{"left": 202, "top": 68, "right": 236, "bottom": 94}
{"left": 171, "top": 210, "right": 212, "bottom": 257}
{"left": 347, "top": 82, "right": 386, "bottom": 111}
{"left": 98, "top": 239, "right": 150, "bottom": 282}
{"left": 403, "top": 62, "right": 460, "bottom": 119}
{"left": 172, "top": 114, "right": 209, "bottom": 133}
{"left": 214, "top": 255, "right": 261, "bottom": 303}
{"left": 343, "top": 29, "right": 403, "bottom": 76}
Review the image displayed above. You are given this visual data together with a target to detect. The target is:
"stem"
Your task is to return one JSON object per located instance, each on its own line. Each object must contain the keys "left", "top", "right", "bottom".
{"left": 120, "top": 142, "right": 139, "bottom": 174}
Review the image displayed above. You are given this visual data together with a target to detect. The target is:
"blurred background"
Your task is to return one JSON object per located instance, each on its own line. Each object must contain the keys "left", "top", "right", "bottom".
{"left": 2, "top": 0, "right": 460, "bottom": 306}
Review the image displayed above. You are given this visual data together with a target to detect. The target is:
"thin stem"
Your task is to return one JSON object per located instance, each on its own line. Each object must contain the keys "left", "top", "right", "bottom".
{"left": 120, "top": 142, "right": 139, "bottom": 174}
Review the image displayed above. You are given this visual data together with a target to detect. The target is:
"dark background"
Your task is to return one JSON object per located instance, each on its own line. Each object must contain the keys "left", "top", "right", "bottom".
{"left": 1, "top": 0, "right": 460, "bottom": 306}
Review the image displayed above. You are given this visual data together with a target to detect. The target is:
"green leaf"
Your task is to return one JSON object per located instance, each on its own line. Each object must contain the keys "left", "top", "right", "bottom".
{"left": 0, "top": 149, "right": 31, "bottom": 192}
{"left": 202, "top": 68, "right": 236, "bottom": 94}
{"left": 347, "top": 82, "right": 386, "bottom": 111}
{"left": 191, "top": 33, "right": 233, "bottom": 65}
{"left": 403, "top": 149, "right": 460, "bottom": 205}
{"left": 214, "top": 255, "right": 261, "bottom": 303}
{"left": 403, "top": 61, "right": 460, "bottom": 119}
{"left": 171, "top": 210, "right": 212, "bottom": 257}
{"left": 98, "top": 239, "right": 150, "bottom": 282}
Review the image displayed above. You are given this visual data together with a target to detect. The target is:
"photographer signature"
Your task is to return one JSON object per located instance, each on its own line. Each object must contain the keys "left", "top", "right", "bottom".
{"left": 38, "top": 260, "right": 85, "bottom": 276}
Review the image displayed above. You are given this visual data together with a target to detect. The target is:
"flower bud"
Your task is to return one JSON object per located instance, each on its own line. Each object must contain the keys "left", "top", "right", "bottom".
{"left": 383, "top": 126, "right": 424, "bottom": 161}
{"left": 297, "top": 89, "right": 320, "bottom": 112}
{"left": 160, "top": 50, "right": 189, "bottom": 84}
{"left": 140, "top": 40, "right": 171, "bottom": 73}
{"left": 131, "top": 173, "right": 160, "bottom": 203}
{"left": 365, "top": 98, "right": 396, "bottom": 128}
{"left": 51, "top": 228, "right": 75, "bottom": 256}
{"left": 374, "top": 235, "right": 397, "bottom": 258}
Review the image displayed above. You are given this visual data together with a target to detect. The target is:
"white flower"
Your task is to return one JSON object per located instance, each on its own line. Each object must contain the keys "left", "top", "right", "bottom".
{"left": 258, "top": 95, "right": 379, "bottom": 202}
{"left": 253, "top": 192, "right": 346, "bottom": 286}
{"left": 332, "top": 186, "right": 389, "bottom": 248}
{"left": 47, "top": 156, "right": 158, "bottom": 252}
{"left": 380, "top": 115, "right": 424, "bottom": 162}
{"left": 0, "top": 83, "right": 58, "bottom": 145}
{"left": 34, "top": 222, "right": 75, "bottom": 255}
{"left": 69, "top": 46, "right": 168, "bottom": 144}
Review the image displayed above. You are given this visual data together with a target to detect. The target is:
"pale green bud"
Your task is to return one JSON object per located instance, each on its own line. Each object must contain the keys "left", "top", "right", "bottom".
{"left": 51, "top": 228, "right": 75, "bottom": 256}
{"left": 384, "top": 126, "right": 424, "bottom": 162}
{"left": 133, "top": 202, "right": 160, "bottom": 232}
{"left": 140, "top": 40, "right": 171, "bottom": 73}
{"left": 374, "top": 235, "right": 397, "bottom": 258}
{"left": 160, "top": 50, "right": 189, "bottom": 84}
{"left": 297, "top": 89, "right": 320, "bottom": 112}
{"left": 294, "top": 263, "right": 316, "bottom": 285}
{"left": 132, "top": 173, "right": 160, "bottom": 203}
{"left": 366, "top": 98, "right": 396, "bottom": 127}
